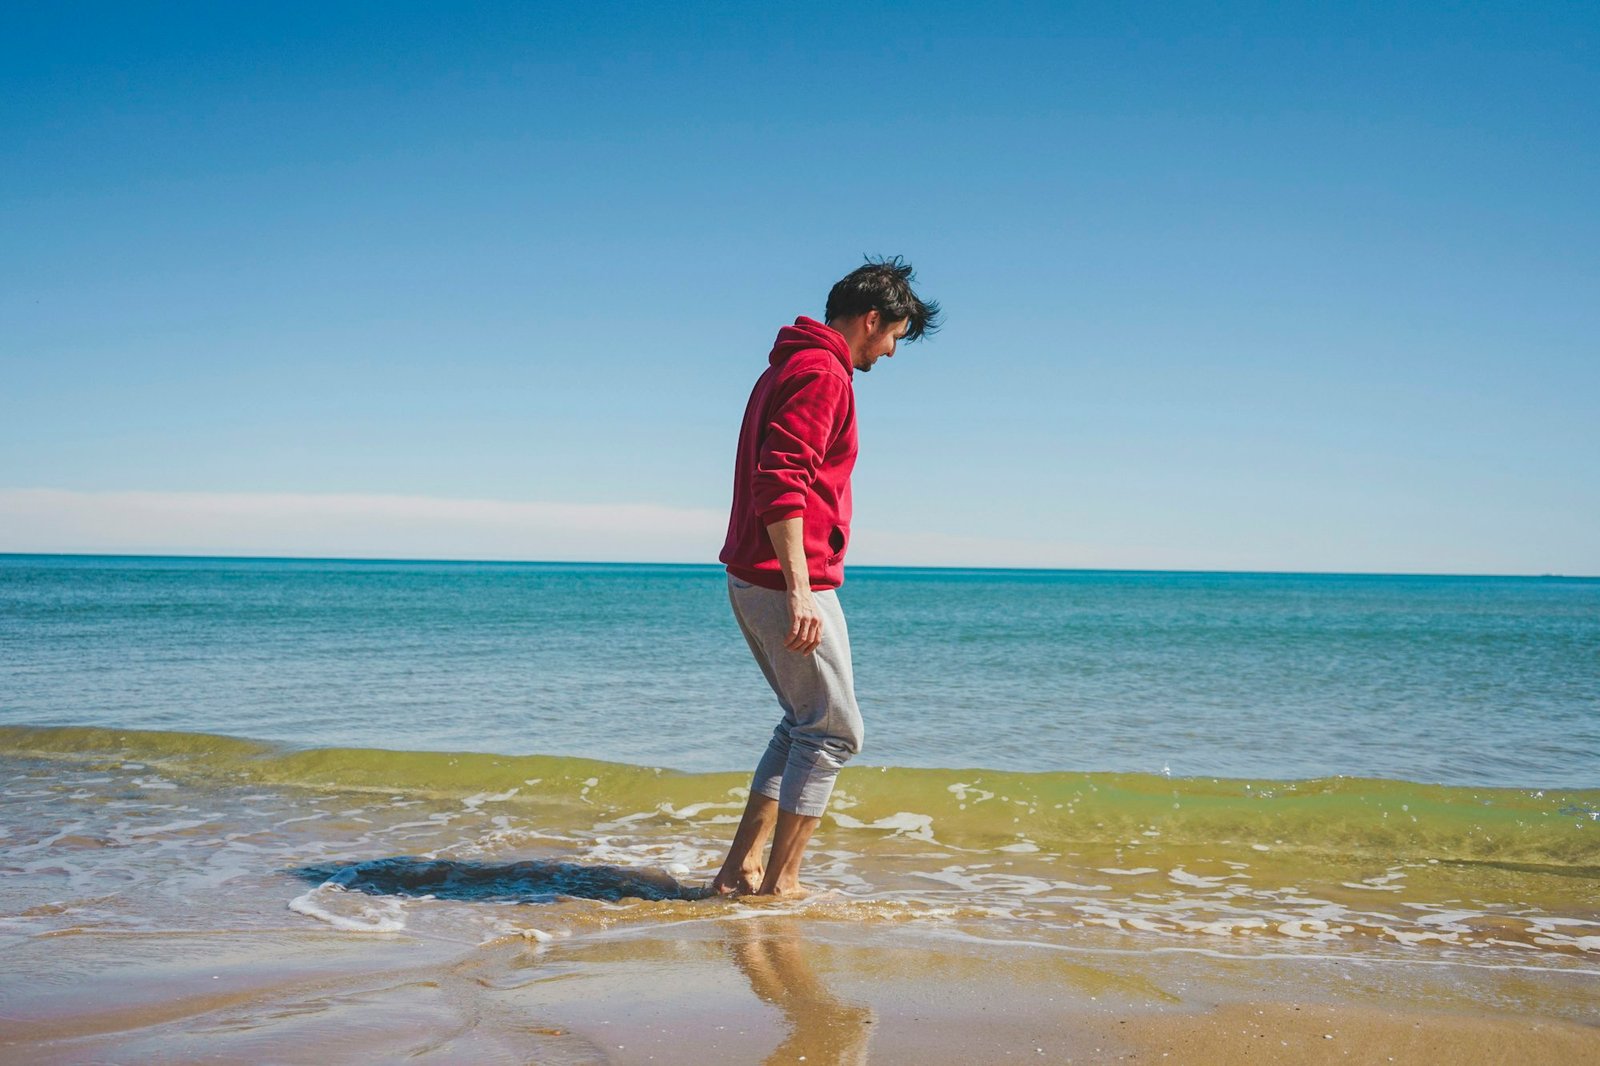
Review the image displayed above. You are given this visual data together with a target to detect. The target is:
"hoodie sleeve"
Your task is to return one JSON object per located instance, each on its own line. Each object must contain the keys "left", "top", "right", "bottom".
{"left": 753, "top": 369, "right": 849, "bottom": 525}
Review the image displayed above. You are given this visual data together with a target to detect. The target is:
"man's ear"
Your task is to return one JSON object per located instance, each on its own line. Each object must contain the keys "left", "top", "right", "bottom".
{"left": 862, "top": 309, "right": 881, "bottom": 333}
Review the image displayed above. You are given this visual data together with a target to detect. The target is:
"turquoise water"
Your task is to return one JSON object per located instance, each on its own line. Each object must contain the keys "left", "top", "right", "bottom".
{"left": 2, "top": 554, "right": 1595, "bottom": 789}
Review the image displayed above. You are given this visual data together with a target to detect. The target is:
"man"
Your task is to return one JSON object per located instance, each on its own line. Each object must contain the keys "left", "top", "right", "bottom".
{"left": 711, "top": 258, "right": 940, "bottom": 897}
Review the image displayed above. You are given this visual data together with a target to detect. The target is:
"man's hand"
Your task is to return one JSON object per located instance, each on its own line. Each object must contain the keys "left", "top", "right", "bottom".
{"left": 784, "top": 587, "right": 824, "bottom": 654}
{"left": 765, "top": 515, "right": 823, "bottom": 655}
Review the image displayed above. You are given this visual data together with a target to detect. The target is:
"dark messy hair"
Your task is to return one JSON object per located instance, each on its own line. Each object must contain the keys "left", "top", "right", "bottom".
{"left": 825, "top": 256, "right": 941, "bottom": 341}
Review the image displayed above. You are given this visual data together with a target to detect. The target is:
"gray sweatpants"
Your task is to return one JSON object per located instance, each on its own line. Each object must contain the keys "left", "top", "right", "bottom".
{"left": 727, "top": 574, "right": 864, "bottom": 818}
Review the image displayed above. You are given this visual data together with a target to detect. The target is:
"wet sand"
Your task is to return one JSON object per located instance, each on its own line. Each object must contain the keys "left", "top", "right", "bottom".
{"left": 6, "top": 913, "right": 1597, "bottom": 1064}
{"left": 1110, "top": 1002, "right": 1600, "bottom": 1064}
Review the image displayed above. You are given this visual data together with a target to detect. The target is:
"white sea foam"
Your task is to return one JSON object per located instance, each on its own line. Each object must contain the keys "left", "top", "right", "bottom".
{"left": 1532, "top": 933, "right": 1600, "bottom": 952}
{"left": 1384, "top": 926, "right": 1461, "bottom": 947}
{"left": 591, "top": 810, "right": 659, "bottom": 831}
{"left": 121, "top": 818, "right": 212, "bottom": 839}
{"left": 1173, "top": 917, "right": 1268, "bottom": 936}
{"left": 579, "top": 836, "right": 720, "bottom": 871}
{"left": 830, "top": 811, "right": 936, "bottom": 841}
{"left": 288, "top": 885, "right": 407, "bottom": 933}
{"left": 1412, "top": 909, "right": 1482, "bottom": 928}
{"left": 1168, "top": 867, "right": 1227, "bottom": 889}
{"left": 1279, "top": 919, "right": 1342, "bottom": 941}
{"left": 947, "top": 782, "right": 995, "bottom": 804}
{"left": 661, "top": 800, "right": 746, "bottom": 819}
{"left": 1337, "top": 868, "right": 1409, "bottom": 893}
{"left": 462, "top": 788, "right": 519, "bottom": 809}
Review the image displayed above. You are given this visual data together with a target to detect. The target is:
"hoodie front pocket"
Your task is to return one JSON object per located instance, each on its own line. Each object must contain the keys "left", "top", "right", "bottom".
{"left": 827, "top": 525, "right": 848, "bottom": 561}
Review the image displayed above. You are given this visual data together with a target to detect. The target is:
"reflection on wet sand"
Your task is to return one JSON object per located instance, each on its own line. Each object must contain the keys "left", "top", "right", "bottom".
{"left": 725, "top": 917, "right": 875, "bottom": 1066}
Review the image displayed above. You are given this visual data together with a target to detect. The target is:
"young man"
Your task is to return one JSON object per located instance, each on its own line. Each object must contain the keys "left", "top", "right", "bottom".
{"left": 712, "top": 258, "right": 940, "bottom": 897}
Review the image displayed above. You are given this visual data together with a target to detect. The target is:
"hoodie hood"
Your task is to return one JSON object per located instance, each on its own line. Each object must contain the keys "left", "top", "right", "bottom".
{"left": 768, "top": 316, "right": 853, "bottom": 376}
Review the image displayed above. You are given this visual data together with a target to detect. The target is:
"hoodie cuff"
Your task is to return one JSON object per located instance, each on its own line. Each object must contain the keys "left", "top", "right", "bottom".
{"left": 758, "top": 506, "right": 804, "bottom": 526}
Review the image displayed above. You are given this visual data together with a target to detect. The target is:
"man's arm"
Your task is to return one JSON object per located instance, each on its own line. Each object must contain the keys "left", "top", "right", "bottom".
{"left": 766, "top": 516, "right": 823, "bottom": 655}
{"left": 752, "top": 368, "right": 849, "bottom": 657}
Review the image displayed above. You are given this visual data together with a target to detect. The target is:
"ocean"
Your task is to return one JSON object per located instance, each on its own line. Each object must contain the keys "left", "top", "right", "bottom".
{"left": 4, "top": 554, "right": 1596, "bottom": 785}
{"left": 2, "top": 553, "right": 1597, "bottom": 1058}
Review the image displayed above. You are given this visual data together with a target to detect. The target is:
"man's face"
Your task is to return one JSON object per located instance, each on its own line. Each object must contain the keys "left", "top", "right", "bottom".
{"left": 853, "top": 315, "right": 910, "bottom": 373}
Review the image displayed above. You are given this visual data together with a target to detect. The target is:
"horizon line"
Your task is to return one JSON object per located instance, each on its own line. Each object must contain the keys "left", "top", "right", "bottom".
{"left": 2, "top": 551, "right": 1592, "bottom": 582}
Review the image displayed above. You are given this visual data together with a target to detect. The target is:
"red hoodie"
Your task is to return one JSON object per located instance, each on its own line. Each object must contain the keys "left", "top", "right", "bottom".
{"left": 720, "top": 317, "right": 857, "bottom": 591}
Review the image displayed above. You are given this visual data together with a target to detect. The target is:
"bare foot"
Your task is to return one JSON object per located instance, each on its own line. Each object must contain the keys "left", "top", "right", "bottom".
{"left": 709, "top": 864, "right": 765, "bottom": 897}
{"left": 751, "top": 883, "right": 809, "bottom": 900}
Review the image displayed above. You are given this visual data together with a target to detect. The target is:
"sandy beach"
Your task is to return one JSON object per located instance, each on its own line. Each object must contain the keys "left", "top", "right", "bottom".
{"left": 6, "top": 912, "right": 1598, "bottom": 1063}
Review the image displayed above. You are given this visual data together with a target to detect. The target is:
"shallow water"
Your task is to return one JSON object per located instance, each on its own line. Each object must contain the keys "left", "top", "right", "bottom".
{"left": 3, "top": 729, "right": 1595, "bottom": 971}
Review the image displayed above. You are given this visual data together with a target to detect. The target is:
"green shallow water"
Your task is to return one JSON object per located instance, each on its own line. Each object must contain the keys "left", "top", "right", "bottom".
{"left": 5, "top": 725, "right": 1595, "bottom": 869}
{"left": 4, "top": 725, "right": 1598, "bottom": 968}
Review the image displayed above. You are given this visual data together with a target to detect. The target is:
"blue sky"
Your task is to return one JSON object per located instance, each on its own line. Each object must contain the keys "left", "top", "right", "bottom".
{"left": 3, "top": 2, "right": 1596, "bottom": 573}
